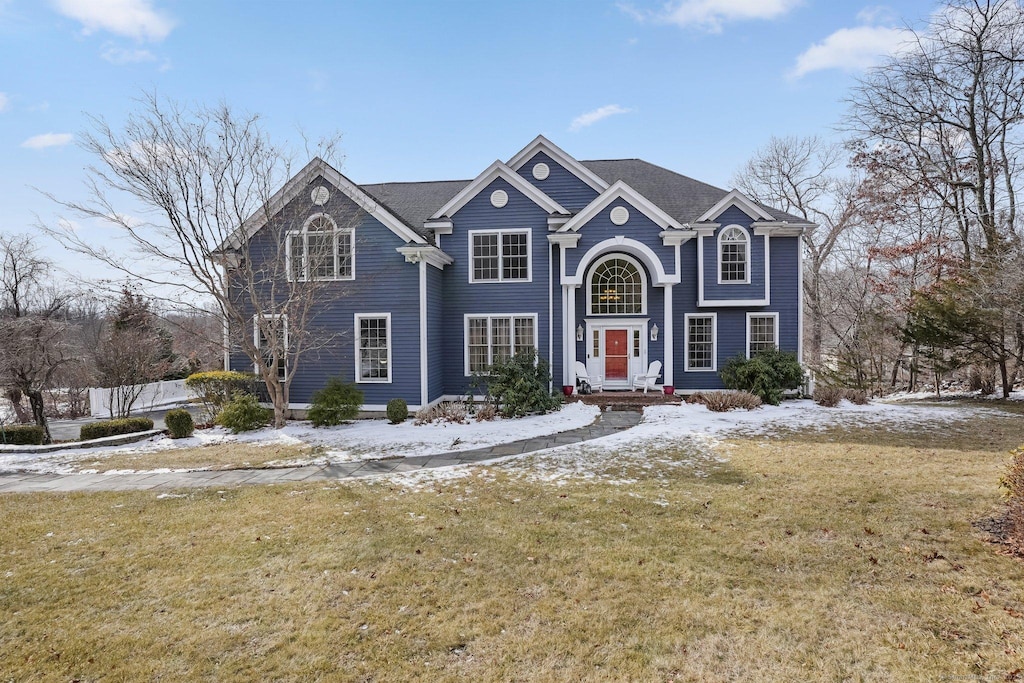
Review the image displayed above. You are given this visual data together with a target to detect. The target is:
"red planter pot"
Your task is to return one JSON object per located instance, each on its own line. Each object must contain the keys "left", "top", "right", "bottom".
{"left": 562, "top": 385, "right": 574, "bottom": 397}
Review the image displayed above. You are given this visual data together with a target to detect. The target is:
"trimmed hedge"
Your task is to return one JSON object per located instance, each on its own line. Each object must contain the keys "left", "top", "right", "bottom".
{"left": 80, "top": 417, "right": 155, "bottom": 441}
{"left": 308, "top": 379, "right": 363, "bottom": 427}
{"left": 386, "top": 398, "right": 409, "bottom": 424}
{"left": 215, "top": 394, "right": 271, "bottom": 433}
{"left": 164, "top": 408, "right": 195, "bottom": 438}
{"left": 0, "top": 424, "right": 45, "bottom": 446}
{"left": 719, "top": 349, "right": 804, "bottom": 406}
{"left": 185, "top": 370, "right": 256, "bottom": 421}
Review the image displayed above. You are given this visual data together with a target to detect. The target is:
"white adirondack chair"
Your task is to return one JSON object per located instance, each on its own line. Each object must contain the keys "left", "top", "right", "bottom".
{"left": 574, "top": 361, "right": 603, "bottom": 393}
{"left": 632, "top": 360, "right": 662, "bottom": 393}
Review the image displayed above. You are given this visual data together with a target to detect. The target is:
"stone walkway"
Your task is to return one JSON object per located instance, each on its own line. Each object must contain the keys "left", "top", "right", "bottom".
{"left": 0, "top": 409, "right": 642, "bottom": 494}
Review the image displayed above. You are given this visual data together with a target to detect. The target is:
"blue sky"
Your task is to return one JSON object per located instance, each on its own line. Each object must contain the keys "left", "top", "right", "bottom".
{"left": 0, "top": 0, "right": 935, "bottom": 280}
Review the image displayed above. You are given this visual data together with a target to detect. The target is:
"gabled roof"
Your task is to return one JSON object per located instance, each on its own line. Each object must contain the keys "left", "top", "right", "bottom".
{"left": 219, "top": 157, "right": 427, "bottom": 252}
{"left": 695, "top": 189, "right": 774, "bottom": 223}
{"left": 580, "top": 159, "right": 809, "bottom": 225}
{"left": 362, "top": 179, "right": 468, "bottom": 234}
{"left": 225, "top": 143, "right": 812, "bottom": 253}
{"left": 429, "top": 160, "right": 569, "bottom": 220}
{"left": 507, "top": 134, "right": 609, "bottom": 193}
{"left": 557, "top": 180, "right": 687, "bottom": 233}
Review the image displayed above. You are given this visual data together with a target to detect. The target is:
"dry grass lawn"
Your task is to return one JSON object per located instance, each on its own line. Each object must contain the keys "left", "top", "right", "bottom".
{"left": 2, "top": 402, "right": 1024, "bottom": 681}
{"left": 74, "top": 441, "right": 318, "bottom": 472}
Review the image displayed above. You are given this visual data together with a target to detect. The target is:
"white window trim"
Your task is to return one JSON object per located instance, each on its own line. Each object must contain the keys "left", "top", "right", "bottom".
{"left": 467, "top": 228, "right": 533, "bottom": 283}
{"left": 684, "top": 313, "right": 717, "bottom": 372}
{"left": 717, "top": 224, "right": 751, "bottom": 285}
{"left": 586, "top": 253, "right": 648, "bottom": 316}
{"left": 285, "top": 213, "right": 356, "bottom": 283}
{"left": 355, "top": 313, "right": 392, "bottom": 384}
{"left": 254, "top": 313, "right": 288, "bottom": 380}
{"left": 746, "top": 312, "right": 779, "bottom": 358}
{"left": 463, "top": 313, "right": 539, "bottom": 376}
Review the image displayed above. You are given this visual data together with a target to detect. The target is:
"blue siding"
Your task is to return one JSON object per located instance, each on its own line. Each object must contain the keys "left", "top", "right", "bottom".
{"left": 228, "top": 174, "right": 422, "bottom": 407}
{"left": 427, "top": 265, "right": 445, "bottom": 402}
{"left": 701, "top": 207, "right": 766, "bottom": 302}
{"left": 440, "top": 176, "right": 553, "bottom": 395}
{"left": 769, "top": 236, "right": 801, "bottom": 355}
{"left": 516, "top": 151, "right": 600, "bottom": 211}
{"left": 672, "top": 236, "right": 801, "bottom": 391}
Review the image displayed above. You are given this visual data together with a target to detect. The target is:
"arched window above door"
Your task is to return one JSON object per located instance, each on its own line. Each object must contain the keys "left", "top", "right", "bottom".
{"left": 588, "top": 255, "right": 645, "bottom": 315}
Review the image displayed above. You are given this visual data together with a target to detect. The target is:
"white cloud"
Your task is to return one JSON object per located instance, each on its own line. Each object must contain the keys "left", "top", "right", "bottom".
{"left": 622, "top": 0, "right": 802, "bottom": 33}
{"left": 21, "top": 132, "right": 74, "bottom": 149}
{"left": 569, "top": 104, "right": 634, "bottom": 132}
{"left": 856, "top": 5, "right": 899, "bottom": 25}
{"left": 790, "top": 24, "right": 914, "bottom": 79}
{"left": 0, "top": 92, "right": 9, "bottom": 112}
{"left": 51, "top": 0, "right": 174, "bottom": 41}
{"left": 100, "top": 43, "right": 156, "bottom": 64}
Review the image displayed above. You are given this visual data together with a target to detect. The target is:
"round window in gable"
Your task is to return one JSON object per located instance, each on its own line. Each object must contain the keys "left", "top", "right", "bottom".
{"left": 532, "top": 162, "right": 550, "bottom": 180}
{"left": 490, "top": 189, "right": 509, "bottom": 208}
{"left": 311, "top": 186, "right": 330, "bottom": 206}
{"left": 610, "top": 206, "right": 630, "bottom": 225}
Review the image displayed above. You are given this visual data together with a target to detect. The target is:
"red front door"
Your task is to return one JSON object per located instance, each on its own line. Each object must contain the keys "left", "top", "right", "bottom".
{"left": 605, "top": 329, "right": 628, "bottom": 380}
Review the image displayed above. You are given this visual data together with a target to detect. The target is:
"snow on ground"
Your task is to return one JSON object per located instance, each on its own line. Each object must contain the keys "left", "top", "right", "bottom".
{"left": 0, "top": 402, "right": 601, "bottom": 475}
{"left": 1, "top": 398, "right": 1010, "bottom": 481}
{"left": 476, "top": 398, "right": 1003, "bottom": 485}
{"left": 884, "top": 388, "right": 1024, "bottom": 402}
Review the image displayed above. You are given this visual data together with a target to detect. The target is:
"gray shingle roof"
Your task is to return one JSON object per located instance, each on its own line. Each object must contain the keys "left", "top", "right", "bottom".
{"left": 357, "top": 159, "right": 807, "bottom": 235}
{"left": 581, "top": 159, "right": 808, "bottom": 224}
{"left": 361, "top": 180, "right": 469, "bottom": 239}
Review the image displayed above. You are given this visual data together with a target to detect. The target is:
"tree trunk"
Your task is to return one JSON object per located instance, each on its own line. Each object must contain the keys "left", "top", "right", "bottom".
{"left": 1000, "top": 357, "right": 1011, "bottom": 399}
{"left": 27, "top": 389, "right": 52, "bottom": 444}
{"left": 265, "top": 377, "right": 287, "bottom": 429}
{"left": 809, "top": 274, "right": 823, "bottom": 367}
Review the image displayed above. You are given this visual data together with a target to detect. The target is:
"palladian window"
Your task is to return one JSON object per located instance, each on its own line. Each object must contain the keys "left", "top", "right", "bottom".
{"left": 288, "top": 213, "right": 353, "bottom": 281}
{"left": 589, "top": 257, "right": 644, "bottom": 315}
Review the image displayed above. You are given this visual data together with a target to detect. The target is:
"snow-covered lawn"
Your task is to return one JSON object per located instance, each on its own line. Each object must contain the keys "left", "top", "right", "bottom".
{"left": 0, "top": 402, "right": 601, "bottom": 475}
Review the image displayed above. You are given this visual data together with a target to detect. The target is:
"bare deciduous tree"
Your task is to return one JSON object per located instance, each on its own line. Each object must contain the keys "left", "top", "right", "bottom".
{"left": 733, "top": 135, "right": 860, "bottom": 367}
{"left": 846, "top": 0, "right": 1024, "bottom": 257}
{"left": 45, "top": 93, "right": 346, "bottom": 428}
{"left": 0, "top": 234, "right": 76, "bottom": 442}
{"left": 842, "top": 0, "right": 1024, "bottom": 394}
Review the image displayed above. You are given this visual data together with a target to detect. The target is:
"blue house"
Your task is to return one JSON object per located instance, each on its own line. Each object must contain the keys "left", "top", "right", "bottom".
{"left": 226, "top": 136, "right": 811, "bottom": 411}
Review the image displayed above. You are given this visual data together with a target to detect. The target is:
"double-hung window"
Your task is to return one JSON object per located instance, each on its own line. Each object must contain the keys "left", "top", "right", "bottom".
{"left": 255, "top": 314, "right": 288, "bottom": 381}
{"left": 356, "top": 314, "right": 391, "bottom": 383}
{"left": 469, "top": 230, "right": 530, "bottom": 282}
{"left": 685, "top": 314, "right": 716, "bottom": 371}
{"left": 288, "top": 213, "right": 354, "bottom": 281}
{"left": 747, "top": 313, "right": 778, "bottom": 357}
{"left": 466, "top": 314, "right": 536, "bottom": 374}
{"left": 718, "top": 226, "right": 749, "bottom": 284}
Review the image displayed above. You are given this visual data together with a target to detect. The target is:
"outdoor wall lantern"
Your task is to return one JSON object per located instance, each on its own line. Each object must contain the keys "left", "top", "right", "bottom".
{"left": 576, "top": 324, "right": 585, "bottom": 342}
{"left": 650, "top": 323, "right": 659, "bottom": 341}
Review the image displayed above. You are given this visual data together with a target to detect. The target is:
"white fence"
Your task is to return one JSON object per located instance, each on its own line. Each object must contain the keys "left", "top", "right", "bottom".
{"left": 88, "top": 379, "right": 189, "bottom": 418}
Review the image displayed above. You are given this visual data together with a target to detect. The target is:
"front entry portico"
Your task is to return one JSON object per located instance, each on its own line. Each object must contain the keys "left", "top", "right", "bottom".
{"left": 585, "top": 318, "right": 649, "bottom": 390}
{"left": 557, "top": 234, "right": 680, "bottom": 394}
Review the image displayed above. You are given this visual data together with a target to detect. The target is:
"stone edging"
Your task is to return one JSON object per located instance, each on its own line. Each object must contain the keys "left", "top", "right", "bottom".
{"left": 0, "top": 429, "right": 163, "bottom": 455}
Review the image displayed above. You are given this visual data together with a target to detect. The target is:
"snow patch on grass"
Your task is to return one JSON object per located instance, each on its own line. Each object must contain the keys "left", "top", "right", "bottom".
{"left": 0, "top": 403, "right": 600, "bottom": 474}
